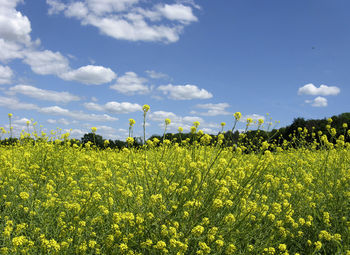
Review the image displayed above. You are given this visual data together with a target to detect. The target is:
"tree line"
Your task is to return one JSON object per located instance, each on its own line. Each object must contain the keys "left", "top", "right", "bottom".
{"left": 1, "top": 112, "right": 349, "bottom": 150}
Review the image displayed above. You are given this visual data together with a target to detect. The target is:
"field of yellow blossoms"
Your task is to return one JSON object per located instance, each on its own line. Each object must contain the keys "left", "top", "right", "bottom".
{"left": 0, "top": 111, "right": 350, "bottom": 254}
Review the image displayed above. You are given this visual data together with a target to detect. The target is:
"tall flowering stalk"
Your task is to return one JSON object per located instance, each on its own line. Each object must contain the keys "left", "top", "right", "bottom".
{"left": 8, "top": 113, "right": 13, "bottom": 139}
{"left": 142, "top": 105, "right": 150, "bottom": 145}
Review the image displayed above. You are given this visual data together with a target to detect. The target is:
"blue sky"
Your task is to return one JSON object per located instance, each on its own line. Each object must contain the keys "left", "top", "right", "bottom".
{"left": 0, "top": 0, "right": 349, "bottom": 140}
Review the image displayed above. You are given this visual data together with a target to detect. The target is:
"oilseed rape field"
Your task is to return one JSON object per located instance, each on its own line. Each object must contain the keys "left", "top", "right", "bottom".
{"left": 0, "top": 111, "right": 350, "bottom": 254}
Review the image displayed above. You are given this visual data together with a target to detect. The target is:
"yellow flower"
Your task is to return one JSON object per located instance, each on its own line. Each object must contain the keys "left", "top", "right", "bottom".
{"left": 221, "top": 122, "right": 226, "bottom": 127}
{"left": 258, "top": 119, "right": 264, "bottom": 125}
{"left": 234, "top": 112, "right": 241, "bottom": 121}
{"left": 278, "top": 244, "right": 287, "bottom": 251}
{"left": 154, "top": 241, "right": 166, "bottom": 250}
{"left": 178, "top": 127, "right": 183, "bottom": 133}
{"left": 143, "top": 104, "right": 150, "bottom": 112}
{"left": 191, "top": 225, "right": 204, "bottom": 236}
{"left": 193, "top": 121, "right": 200, "bottom": 127}
{"left": 91, "top": 127, "right": 97, "bottom": 133}
{"left": 119, "top": 243, "right": 128, "bottom": 252}
{"left": 8, "top": 113, "right": 13, "bottom": 118}
{"left": 226, "top": 244, "right": 237, "bottom": 254}
{"left": 246, "top": 118, "right": 253, "bottom": 125}
{"left": 165, "top": 118, "right": 171, "bottom": 125}
{"left": 129, "top": 119, "right": 136, "bottom": 126}
{"left": 12, "top": 236, "right": 28, "bottom": 246}
{"left": 19, "top": 192, "right": 29, "bottom": 200}
{"left": 191, "top": 126, "right": 197, "bottom": 134}
{"left": 314, "top": 241, "right": 322, "bottom": 251}
{"left": 126, "top": 137, "right": 134, "bottom": 145}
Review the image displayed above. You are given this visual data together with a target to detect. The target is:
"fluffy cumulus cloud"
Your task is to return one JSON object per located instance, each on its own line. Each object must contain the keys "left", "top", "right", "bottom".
{"left": 60, "top": 65, "right": 116, "bottom": 85}
{"left": 39, "top": 106, "right": 118, "bottom": 122}
{"left": 23, "top": 50, "right": 115, "bottom": 85}
{"left": 157, "top": 84, "right": 213, "bottom": 100}
{"left": 191, "top": 103, "right": 230, "bottom": 116}
{"left": 46, "top": 0, "right": 199, "bottom": 43}
{"left": 0, "top": 65, "right": 13, "bottom": 84}
{"left": 0, "top": 0, "right": 32, "bottom": 45}
{"left": 8, "top": 84, "right": 81, "bottom": 103}
{"left": 83, "top": 101, "right": 142, "bottom": 114}
{"left": 298, "top": 83, "right": 340, "bottom": 96}
{"left": 23, "top": 50, "right": 70, "bottom": 75}
{"left": 0, "top": 1, "right": 117, "bottom": 86}
{"left": 305, "top": 96, "right": 328, "bottom": 107}
{"left": 0, "top": 0, "right": 31, "bottom": 62}
{"left": 110, "top": 72, "right": 150, "bottom": 95}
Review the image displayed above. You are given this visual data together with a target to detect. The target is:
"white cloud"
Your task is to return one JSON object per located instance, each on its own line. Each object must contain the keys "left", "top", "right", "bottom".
{"left": 0, "top": 0, "right": 31, "bottom": 62}
{"left": 13, "top": 117, "right": 31, "bottom": 125}
{"left": 47, "top": 118, "right": 70, "bottom": 125}
{"left": 84, "top": 101, "right": 142, "bottom": 114}
{"left": 8, "top": 84, "right": 80, "bottom": 103}
{"left": 61, "top": 65, "right": 116, "bottom": 85}
{"left": 46, "top": 0, "right": 199, "bottom": 43}
{"left": 0, "top": 65, "right": 13, "bottom": 84}
{"left": 64, "top": 128, "right": 86, "bottom": 137}
{"left": 0, "top": 96, "right": 38, "bottom": 110}
{"left": 156, "top": 4, "right": 197, "bottom": 23}
{"left": 149, "top": 110, "right": 203, "bottom": 132}
{"left": 64, "top": 2, "right": 89, "bottom": 18}
{"left": 157, "top": 84, "right": 213, "bottom": 100}
{"left": 192, "top": 103, "right": 230, "bottom": 116}
{"left": 95, "top": 125, "right": 116, "bottom": 133}
{"left": 0, "top": 39, "right": 23, "bottom": 62}
{"left": 182, "top": 116, "right": 203, "bottom": 123}
{"left": 149, "top": 111, "right": 177, "bottom": 122}
{"left": 110, "top": 72, "right": 149, "bottom": 95}
{"left": 0, "top": 0, "right": 32, "bottom": 44}
{"left": 86, "top": 0, "right": 139, "bottom": 15}
{"left": 0, "top": 1, "right": 117, "bottom": 86}
{"left": 298, "top": 83, "right": 340, "bottom": 96}
{"left": 83, "top": 102, "right": 104, "bottom": 111}
{"left": 86, "top": 14, "right": 182, "bottom": 43}
{"left": 23, "top": 50, "right": 70, "bottom": 75}
{"left": 23, "top": 50, "right": 116, "bottom": 85}
{"left": 145, "top": 70, "right": 168, "bottom": 79}
{"left": 47, "top": 0, "right": 66, "bottom": 15}
{"left": 39, "top": 106, "right": 118, "bottom": 122}
{"left": 305, "top": 96, "right": 328, "bottom": 107}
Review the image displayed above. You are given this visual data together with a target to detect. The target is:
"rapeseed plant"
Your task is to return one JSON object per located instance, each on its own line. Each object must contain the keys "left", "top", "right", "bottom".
{"left": 0, "top": 113, "right": 349, "bottom": 254}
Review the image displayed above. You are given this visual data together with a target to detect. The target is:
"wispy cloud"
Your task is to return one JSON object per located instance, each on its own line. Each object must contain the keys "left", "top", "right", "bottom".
{"left": 191, "top": 103, "right": 230, "bottom": 116}
{"left": 8, "top": 84, "right": 81, "bottom": 103}
{"left": 83, "top": 101, "right": 142, "bottom": 114}
{"left": 157, "top": 84, "right": 212, "bottom": 100}
{"left": 46, "top": 0, "right": 199, "bottom": 43}
{"left": 0, "top": 65, "right": 13, "bottom": 84}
